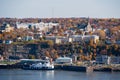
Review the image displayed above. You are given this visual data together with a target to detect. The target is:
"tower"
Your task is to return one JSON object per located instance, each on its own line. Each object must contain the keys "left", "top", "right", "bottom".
{"left": 85, "top": 17, "right": 92, "bottom": 32}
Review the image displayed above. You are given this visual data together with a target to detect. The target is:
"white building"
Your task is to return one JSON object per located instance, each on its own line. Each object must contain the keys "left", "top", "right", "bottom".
{"left": 16, "top": 22, "right": 59, "bottom": 32}
{"left": 45, "top": 36, "right": 73, "bottom": 44}
{"left": 85, "top": 22, "right": 93, "bottom": 32}
{"left": 70, "top": 35, "right": 99, "bottom": 43}
{"left": 55, "top": 57, "right": 72, "bottom": 64}
{"left": 16, "top": 23, "right": 28, "bottom": 29}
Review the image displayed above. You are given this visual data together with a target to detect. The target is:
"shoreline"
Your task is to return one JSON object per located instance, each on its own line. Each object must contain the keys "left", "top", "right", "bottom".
{"left": 0, "top": 64, "right": 120, "bottom": 72}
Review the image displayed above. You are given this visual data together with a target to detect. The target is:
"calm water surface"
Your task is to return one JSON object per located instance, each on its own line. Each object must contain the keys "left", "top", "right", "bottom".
{"left": 0, "top": 69, "right": 120, "bottom": 80}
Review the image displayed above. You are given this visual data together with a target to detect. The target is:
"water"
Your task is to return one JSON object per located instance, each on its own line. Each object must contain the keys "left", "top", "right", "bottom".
{"left": 0, "top": 69, "right": 120, "bottom": 80}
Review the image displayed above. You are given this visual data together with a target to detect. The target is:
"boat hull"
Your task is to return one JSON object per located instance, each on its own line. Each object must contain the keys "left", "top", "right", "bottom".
{"left": 22, "top": 66, "right": 54, "bottom": 70}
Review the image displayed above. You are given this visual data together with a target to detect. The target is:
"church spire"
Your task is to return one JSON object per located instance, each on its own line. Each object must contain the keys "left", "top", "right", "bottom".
{"left": 85, "top": 17, "right": 92, "bottom": 32}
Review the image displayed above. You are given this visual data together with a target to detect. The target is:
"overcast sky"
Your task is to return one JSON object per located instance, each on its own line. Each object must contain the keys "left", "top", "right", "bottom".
{"left": 0, "top": 0, "right": 120, "bottom": 18}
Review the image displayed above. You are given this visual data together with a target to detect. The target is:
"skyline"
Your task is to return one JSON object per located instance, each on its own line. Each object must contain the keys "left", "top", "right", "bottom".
{"left": 0, "top": 0, "right": 120, "bottom": 18}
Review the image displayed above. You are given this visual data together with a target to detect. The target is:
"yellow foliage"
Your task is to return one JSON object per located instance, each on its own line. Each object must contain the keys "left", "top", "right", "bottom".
{"left": 79, "top": 49, "right": 83, "bottom": 53}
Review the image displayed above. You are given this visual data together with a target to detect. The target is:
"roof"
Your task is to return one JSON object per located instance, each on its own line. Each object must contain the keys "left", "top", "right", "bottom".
{"left": 57, "top": 57, "right": 72, "bottom": 60}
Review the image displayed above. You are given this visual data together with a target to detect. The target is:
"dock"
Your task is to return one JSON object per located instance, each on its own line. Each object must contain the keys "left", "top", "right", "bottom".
{"left": 55, "top": 65, "right": 93, "bottom": 72}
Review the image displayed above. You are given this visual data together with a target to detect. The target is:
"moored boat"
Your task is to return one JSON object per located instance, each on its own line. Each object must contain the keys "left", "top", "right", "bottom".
{"left": 22, "top": 58, "right": 54, "bottom": 70}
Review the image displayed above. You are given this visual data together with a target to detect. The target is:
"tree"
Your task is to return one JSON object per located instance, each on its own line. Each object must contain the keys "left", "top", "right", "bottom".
{"left": 45, "top": 51, "right": 51, "bottom": 58}
{"left": 47, "top": 40, "right": 54, "bottom": 48}
{"left": 28, "top": 55, "right": 35, "bottom": 59}
{"left": 89, "top": 39, "right": 94, "bottom": 46}
{"left": 95, "top": 30, "right": 106, "bottom": 40}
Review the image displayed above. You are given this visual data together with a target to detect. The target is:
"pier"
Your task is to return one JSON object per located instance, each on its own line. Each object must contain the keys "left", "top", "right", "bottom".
{"left": 54, "top": 64, "right": 93, "bottom": 72}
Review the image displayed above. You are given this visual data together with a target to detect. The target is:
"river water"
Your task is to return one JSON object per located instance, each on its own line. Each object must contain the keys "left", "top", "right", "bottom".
{"left": 0, "top": 69, "right": 120, "bottom": 80}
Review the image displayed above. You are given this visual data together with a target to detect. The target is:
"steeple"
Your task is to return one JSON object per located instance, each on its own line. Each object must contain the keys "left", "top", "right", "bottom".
{"left": 85, "top": 17, "right": 92, "bottom": 32}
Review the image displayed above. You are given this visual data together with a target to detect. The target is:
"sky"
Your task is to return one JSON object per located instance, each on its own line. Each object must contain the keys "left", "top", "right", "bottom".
{"left": 0, "top": 0, "right": 120, "bottom": 18}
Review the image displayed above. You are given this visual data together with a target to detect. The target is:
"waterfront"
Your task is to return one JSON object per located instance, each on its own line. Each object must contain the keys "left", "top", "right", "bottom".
{"left": 0, "top": 69, "right": 120, "bottom": 80}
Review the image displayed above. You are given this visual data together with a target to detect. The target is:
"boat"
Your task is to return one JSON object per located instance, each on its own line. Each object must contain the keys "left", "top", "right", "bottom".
{"left": 22, "top": 59, "right": 54, "bottom": 70}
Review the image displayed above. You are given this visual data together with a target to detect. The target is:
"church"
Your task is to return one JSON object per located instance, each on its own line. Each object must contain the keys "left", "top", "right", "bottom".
{"left": 78, "top": 18, "right": 93, "bottom": 33}
{"left": 85, "top": 22, "right": 93, "bottom": 32}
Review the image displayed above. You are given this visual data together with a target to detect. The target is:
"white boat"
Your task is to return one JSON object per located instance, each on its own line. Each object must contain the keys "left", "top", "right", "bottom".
{"left": 22, "top": 59, "right": 54, "bottom": 70}
{"left": 29, "top": 60, "right": 54, "bottom": 70}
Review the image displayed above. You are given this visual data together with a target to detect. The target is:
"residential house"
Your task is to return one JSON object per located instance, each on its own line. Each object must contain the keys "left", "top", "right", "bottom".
{"left": 96, "top": 55, "right": 111, "bottom": 64}
{"left": 0, "top": 23, "right": 14, "bottom": 32}
{"left": 5, "top": 40, "right": 13, "bottom": 44}
{"left": 110, "top": 56, "right": 120, "bottom": 64}
{"left": 96, "top": 55, "right": 120, "bottom": 64}
{"left": 34, "top": 32, "right": 43, "bottom": 39}
{"left": 23, "top": 36, "right": 34, "bottom": 41}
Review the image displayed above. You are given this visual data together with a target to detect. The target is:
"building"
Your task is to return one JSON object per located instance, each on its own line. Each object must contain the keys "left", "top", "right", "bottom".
{"left": 70, "top": 35, "right": 99, "bottom": 43}
{"left": 45, "top": 36, "right": 61, "bottom": 44}
{"left": 78, "top": 18, "right": 93, "bottom": 33}
{"left": 85, "top": 22, "right": 93, "bottom": 32}
{"left": 55, "top": 57, "right": 72, "bottom": 64}
{"left": 16, "top": 23, "right": 28, "bottom": 29}
{"left": 110, "top": 56, "right": 120, "bottom": 64}
{"left": 45, "top": 36, "right": 73, "bottom": 44}
{"left": 34, "top": 32, "right": 43, "bottom": 39}
{"left": 16, "top": 22, "right": 59, "bottom": 32}
{"left": 5, "top": 40, "right": 13, "bottom": 44}
{"left": 22, "top": 36, "right": 34, "bottom": 41}
{"left": 96, "top": 55, "right": 111, "bottom": 64}
{"left": 96, "top": 55, "right": 120, "bottom": 64}
{"left": 0, "top": 23, "right": 14, "bottom": 32}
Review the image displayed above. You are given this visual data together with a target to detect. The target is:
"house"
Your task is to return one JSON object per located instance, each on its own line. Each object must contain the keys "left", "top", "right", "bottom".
{"left": 0, "top": 23, "right": 14, "bottom": 32}
{"left": 23, "top": 36, "right": 34, "bottom": 41}
{"left": 1, "top": 40, "right": 13, "bottom": 44}
{"left": 96, "top": 55, "right": 120, "bottom": 64}
{"left": 5, "top": 40, "right": 13, "bottom": 44}
{"left": 61, "top": 37, "right": 73, "bottom": 43}
{"left": 45, "top": 36, "right": 61, "bottom": 44}
{"left": 110, "top": 56, "right": 120, "bottom": 64}
{"left": 55, "top": 57, "right": 72, "bottom": 64}
{"left": 96, "top": 55, "right": 110, "bottom": 64}
{"left": 34, "top": 32, "right": 43, "bottom": 39}
{"left": 16, "top": 23, "right": 29, "bottom": 29}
